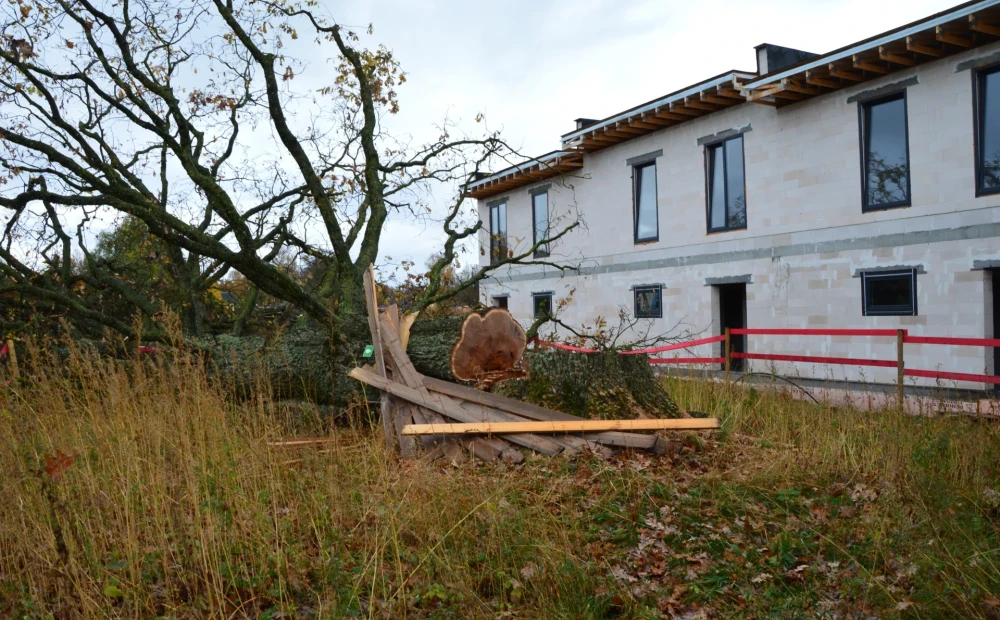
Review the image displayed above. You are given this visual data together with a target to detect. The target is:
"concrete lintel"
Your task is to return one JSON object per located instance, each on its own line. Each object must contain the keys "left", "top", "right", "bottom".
{"left": 705, "top": 274, "right": 753, "bottom": 286}
{"left": 625, "top": 150, "right": 663, "bottom": 167}
{"left": 630, "top": 283, "right": 665, "bottom": 290}
{"left": 697, "top": 124, "right": 752, "bottom": 147}
{"left": 529, "top": 183, "right": 552, "bottom": 196}
{"left": 852, "top": 265, "right": 926, "bottom": 277}
{"left": 846, "top": 76, "right": 918, "bottom": 104}
{"left": 973, "top": 259, "right": 1000, "bottom": 270}
{"left": 956, "top": 51, "right": 1000, "bottom": 73}
{"left": 485, "top": 196, "right": 509, "bottom": 207}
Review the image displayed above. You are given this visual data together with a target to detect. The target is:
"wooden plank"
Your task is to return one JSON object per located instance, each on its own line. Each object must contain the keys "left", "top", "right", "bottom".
{"left": 421, "top": 376, "right": 667, "bottom": 452}
{"left": 378, "top": 312, "right": 474, "bottom": 459}
{"left": 970, "top": 14, "right": 1000, "bottom": 37}
{"left": 878, "top": 46, "right": 916, "bottom": 66}
{"left": 906, "top": 36, "right": 944, "bottom": 57}
{"left": 402, "top": 419, "right": 721, "bottom": 436}
{"left": 852, "top": 55, "right": 887, "bottom": 74}
{"left": 379, "top": 314, "right": 529, "bottom": 461}
{"left": 936, "top": 26, "right": 973, "bottom": 48}
{"left": 805, "top": 71, "right": 839, "bottom": 89}
{"left": 362, "top": 265, "right": 398, "bottom": 451}
{"left": 351, "top": 367, "right": 579, "bottom": 455}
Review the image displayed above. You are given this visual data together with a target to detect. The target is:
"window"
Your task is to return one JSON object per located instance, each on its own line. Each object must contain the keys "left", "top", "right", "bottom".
{"left": 532, "top": 191, "right": 549, "bottom": 257}
{"left": 975, "top": 65, "right": 1000, "bottom": 195}
{"left": 493, "top": 296, "right": 508, "bottom": 310}
{"left": 634, "top": 285, "right": 662, "bottom": 319}
{"left": 706, "top": 135, "right": 747, "bottom": 232}
{"left": 532, "top": 292, "right": 553, "bottom": 319}
{"left": 861, "top": 269, "right": 917, "bottom": 316}
{"left": 633, "top": 162, "right": 658, "bottom": 243}
{"left": 860, "top": 93, "right": 910, "bottom": 210}
{"left": 489, "top": 202, "right": 507, "bottom": 264}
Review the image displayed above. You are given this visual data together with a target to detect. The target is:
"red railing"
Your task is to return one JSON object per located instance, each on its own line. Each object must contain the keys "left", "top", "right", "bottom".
{"left": 538, "top": 327, "right": 1000, "bottom": 397}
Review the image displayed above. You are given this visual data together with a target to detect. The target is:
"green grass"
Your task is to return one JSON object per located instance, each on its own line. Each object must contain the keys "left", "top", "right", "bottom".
{"left": 1, "top": 343, "right": 999, "bottom": 618}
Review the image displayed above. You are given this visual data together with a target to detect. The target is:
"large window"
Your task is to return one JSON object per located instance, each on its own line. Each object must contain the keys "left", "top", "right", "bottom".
{"left": 489, "top": 202, "right": 507, "bottom": 265}
{"left": 706, "top": 135, "right": 747, "bottom": 232}
{"left": 634, "top": 285, "right": 662, "bottom": 319}
{"left": 975, "top": 65, "right": 1000, "bottom": 195}
{"left": 532, "top": 292, "right": 553, "bottom": 319}
{"left": 633, "top": 162, "right": 658, "bottom": 243}
{"left": 532, "top": 191, "right": 549, "bottom": 258}
{"left": 861, "top": 269, "right": 917, "bottom": 316}
{"left": 860, "top": 93, "right": 910, "bottom": 211}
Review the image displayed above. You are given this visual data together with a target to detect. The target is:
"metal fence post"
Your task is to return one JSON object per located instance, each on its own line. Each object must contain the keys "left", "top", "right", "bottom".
{"left": 724, "top": 327, "right": 732, "bottom": 389}
{"left": 896, "top": 329, "right": 905, "bottom": 412}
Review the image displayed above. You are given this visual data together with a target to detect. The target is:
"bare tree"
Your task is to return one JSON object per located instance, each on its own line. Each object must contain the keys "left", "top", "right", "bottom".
{"left": 0, "top": 0, "right": 577, "bottom": 342}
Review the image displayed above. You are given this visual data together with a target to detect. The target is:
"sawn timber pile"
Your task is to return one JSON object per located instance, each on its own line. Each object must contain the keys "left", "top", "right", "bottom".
{"left": 347, "top": 265, "right": 719, "bottom": 463}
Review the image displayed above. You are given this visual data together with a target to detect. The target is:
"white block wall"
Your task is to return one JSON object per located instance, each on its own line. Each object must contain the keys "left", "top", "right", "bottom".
{"left": 478, "top": 42, "right": 1000, "bottom": 390}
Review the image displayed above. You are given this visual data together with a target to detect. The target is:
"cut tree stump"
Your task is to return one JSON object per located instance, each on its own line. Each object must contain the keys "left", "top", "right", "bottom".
{"left": 450, "top": 308, "right": 526, "bottom": 382}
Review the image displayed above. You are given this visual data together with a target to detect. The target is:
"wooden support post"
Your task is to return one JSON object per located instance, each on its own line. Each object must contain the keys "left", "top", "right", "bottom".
{"left": 724, "top": 328, "right": 732, "bottom": 389}
{"left": 897, "top": 329, "right": 905, "bottom": 412}
{"left": 6, "top": 339, "right": 18, "bottom": 379}
{"left": 362, "top": 265, "right": 397, "bottom": 451}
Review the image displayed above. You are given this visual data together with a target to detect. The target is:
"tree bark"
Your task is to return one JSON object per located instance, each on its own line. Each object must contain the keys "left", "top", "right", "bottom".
{"left": 494, "top": 351, "right": 680, "bottom": 420}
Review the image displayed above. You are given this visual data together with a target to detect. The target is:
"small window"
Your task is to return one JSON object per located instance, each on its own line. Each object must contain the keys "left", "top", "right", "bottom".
{"left": 706, "top": 135, "right": 746, "bottom": 232}
{"left": 860, "top": 93, "right": 910, "bottom": 211}
{"left": 975, "top": 65, "right": 1000, "bottom": 195}
{"left": 634, "top": 285, "right": 662, "bottom": 319}
{"left": 633, "top": 162, "right": 658, "bottom": 243}
{"left": 493, "top": 296, "right": 508, "bottom": 310}
{"left": 532, "top": 292, "right": 553, "bottom": 319}
{"left": 861, "top": 269, "right": 917, "bottom": 316}
{"left": 489, "top": 203, "right": 507, "bottom": 265}
{"left": 532, "top": 191, "right": 549, "bottom": 258}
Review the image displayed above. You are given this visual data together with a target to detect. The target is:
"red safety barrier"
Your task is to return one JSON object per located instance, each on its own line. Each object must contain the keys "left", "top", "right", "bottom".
{"left": 138, "top": 346, "right": 159, "bottom": 354}
{"left": 0, "top": 341, "right": 6, "bottom": 358}
{"left": 904, "top": 335, "right": 1000, "bottom": 347}
{"left": 905, "top": 368, "right": 1000, "bottom": 385}
{"left": 620, "top": 335, "right": 726, "bottom": 355}
{"left": 733, "top": 352, "right": 898, "bottom": 368}
{"left": 650, "top": 357, "right": 725, "bottom": 365}
{"left": 537, "top": 334, "right": 724, "bottom": 357}
{"left": 731, "top": 328, "right": 902, "bottom": 337}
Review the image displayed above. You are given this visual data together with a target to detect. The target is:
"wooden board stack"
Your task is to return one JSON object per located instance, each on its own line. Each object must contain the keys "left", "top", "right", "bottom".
{"left": 353, "top": 265, "right": 719, "bottom": 463}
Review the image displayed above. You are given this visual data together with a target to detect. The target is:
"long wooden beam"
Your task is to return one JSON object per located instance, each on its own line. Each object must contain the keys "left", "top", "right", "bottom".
{"left": 402, "top": 419, "right": 721, "bottom": 436}
{"left": 878, "top": 46, "right": 916, "bottom": 66}
{"left": 970, "top": 14, "right": 1000, "bottom": 37}
{"left": 422, "top": 376, "right": 667, "bottom": 452}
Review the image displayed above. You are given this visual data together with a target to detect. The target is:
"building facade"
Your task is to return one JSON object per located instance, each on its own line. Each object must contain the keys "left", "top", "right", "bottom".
{"left": 471, "top": 1, "right": 1000, "bottom": 390}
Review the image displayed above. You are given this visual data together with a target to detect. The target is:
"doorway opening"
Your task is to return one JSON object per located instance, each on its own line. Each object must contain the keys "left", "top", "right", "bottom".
{"left": 717, "top": 283, "right": 747, "bottom": 372}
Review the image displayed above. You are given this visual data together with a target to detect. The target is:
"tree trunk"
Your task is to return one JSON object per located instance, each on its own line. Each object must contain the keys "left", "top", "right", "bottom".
{"left": 494, "top": 350, "right": 680, "bottom": 420}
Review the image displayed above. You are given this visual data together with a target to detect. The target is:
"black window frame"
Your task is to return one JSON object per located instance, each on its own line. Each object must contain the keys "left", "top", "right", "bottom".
{"left": 704, "top": 134, "right": 748, "bottom": 233}
{"left": 632, "top": 161, "right": 659, "bottom": 244}
{"left": 532, "top": 292, "right": 553, "bottom": 319}
{"left": 858, "top": 90, "right": 912, "bottom": 212}
{"left": 531, "top": 189, "right": 550, "bottom": 258}
{"left": 973, "top": 62, "right": 1000, "bottom": 197}
{"left": 488, "top": 202, "right": 507, "bottom": 265}
{"left": 861, "top": 269, "right": 918, "bottom": 317}
{"left": 633, "top": 285, "right": 663, "bottom": 319}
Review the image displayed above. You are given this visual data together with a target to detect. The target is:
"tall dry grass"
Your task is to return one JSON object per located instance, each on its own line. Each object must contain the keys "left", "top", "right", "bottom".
{"left": 0, "top": 340, "right": 604, "bottom": 618}
{"left": 2, "top": 342, "right": 999, "bottom": 617}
